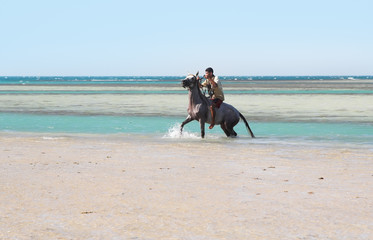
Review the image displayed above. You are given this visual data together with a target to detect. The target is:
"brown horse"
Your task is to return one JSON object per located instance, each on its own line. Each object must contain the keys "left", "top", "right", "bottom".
{"left": 181, "top": 73, "right": 255, "bottom": 138}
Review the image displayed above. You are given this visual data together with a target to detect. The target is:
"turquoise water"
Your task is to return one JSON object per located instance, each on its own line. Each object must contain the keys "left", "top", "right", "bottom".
{"left": 1, "top": 113, "right": 372, "bottom": 147}
{"left": 1, "top": 76, "right": 373, "bottom": 147}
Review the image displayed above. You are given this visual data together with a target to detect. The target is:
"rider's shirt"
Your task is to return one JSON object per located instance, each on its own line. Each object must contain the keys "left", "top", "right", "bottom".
{"left": 201, "top": 76, "right": 225, "bottom": 101}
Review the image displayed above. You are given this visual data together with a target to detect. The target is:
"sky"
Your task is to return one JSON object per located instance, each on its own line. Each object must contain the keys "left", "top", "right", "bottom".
{"left": 0, "top": 0, "right": 372, "bottom": 76}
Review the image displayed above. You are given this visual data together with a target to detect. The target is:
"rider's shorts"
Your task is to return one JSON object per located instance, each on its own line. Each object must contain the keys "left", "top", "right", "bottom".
{"left": 212, "top": 98, "right": 223, "bottom": 108}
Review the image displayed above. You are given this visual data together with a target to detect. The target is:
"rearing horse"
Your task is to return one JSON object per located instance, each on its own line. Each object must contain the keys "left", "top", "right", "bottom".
{"left": 181, "top": 73, "right": 255, "bottom": 138}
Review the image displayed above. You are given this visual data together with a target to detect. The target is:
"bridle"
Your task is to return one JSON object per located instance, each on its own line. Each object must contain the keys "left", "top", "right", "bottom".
{"left": 182, "top": 73, "right": 212, "bottom": 98}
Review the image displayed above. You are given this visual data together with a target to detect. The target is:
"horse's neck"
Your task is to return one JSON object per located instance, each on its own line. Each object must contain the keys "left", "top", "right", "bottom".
{"left": 189, "top": 86, "right": 208, "bottom": 106}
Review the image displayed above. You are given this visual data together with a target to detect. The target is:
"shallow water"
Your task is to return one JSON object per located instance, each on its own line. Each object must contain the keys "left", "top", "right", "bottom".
{"left": 1, "top": 76, "right": 372, "bottom": 149}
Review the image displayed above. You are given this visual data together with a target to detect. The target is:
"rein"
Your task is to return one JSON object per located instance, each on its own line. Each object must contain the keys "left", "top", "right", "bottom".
{"left": 198, "top": 76, "right": 212, "bottom": 99}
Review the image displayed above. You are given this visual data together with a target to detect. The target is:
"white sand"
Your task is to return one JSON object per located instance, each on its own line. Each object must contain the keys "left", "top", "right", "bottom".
{"left": 1, "top": 135, "right": 372, "bottom": 239}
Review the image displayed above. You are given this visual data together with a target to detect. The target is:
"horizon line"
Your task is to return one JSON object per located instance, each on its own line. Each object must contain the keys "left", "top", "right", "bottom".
{"left": 1, "top": 75, "right": 373, "bottom": 77}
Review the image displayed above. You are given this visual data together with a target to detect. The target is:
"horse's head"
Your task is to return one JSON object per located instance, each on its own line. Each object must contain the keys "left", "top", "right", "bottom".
{"left": 182, "top": 72, "right": 199, "bottom": 89}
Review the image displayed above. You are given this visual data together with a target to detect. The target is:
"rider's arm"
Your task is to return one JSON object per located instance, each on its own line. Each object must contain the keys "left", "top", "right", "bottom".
{"left": 209, "top": 78, "right": 218, "bottom": 88}
{"left": 200, "top": 79, "right": 208, "bottom": 88}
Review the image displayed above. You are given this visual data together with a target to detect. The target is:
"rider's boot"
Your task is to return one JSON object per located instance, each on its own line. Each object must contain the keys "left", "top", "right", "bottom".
{"left": 209, "top": 105, "right": 215, "bottom": 129}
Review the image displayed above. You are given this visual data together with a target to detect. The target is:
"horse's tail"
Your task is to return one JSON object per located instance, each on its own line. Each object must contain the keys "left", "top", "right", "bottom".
{"left": 239, "top": 112, "right": 255, "bottom": 138}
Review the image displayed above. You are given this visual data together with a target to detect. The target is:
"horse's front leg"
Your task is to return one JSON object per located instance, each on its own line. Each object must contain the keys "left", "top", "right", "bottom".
{"left": 181, "top": 115, "right": 193, "bottom": 134}
{"left": 199, "top": 119, "right": 206, "bottom": 138}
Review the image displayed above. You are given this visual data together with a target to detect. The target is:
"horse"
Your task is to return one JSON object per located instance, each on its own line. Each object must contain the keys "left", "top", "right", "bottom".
{"left": 180, "top": 73, "right": 255, "bottom": 138}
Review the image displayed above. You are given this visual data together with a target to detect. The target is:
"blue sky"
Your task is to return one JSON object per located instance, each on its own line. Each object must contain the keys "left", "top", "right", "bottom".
{"left": 1, "top": 0, "right": 372, "bottom": 76}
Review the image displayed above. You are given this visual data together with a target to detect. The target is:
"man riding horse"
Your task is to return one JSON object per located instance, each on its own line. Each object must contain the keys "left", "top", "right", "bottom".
{"left": 197, "top": 67, "right": 224, "bottom": 130}
{"left": 181, "top": 70, "right": 255, "bottom": 138}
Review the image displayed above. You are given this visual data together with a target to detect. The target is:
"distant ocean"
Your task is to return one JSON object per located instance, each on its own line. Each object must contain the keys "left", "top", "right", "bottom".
{"left": 1, "top": 75, "right": 373, "bottom": 85}
{"left": 1, "top": 76, "right": 373, "bottom": 149}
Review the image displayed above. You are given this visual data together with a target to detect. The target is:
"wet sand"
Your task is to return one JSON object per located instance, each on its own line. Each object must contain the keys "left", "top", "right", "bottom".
{"left": 1, "top": 80, "right": 373, "bottom": 123}
{"left": 1, "top": 93, "right": 373, "bottom": 123}
{"left": 1, "top": 135, "right": 372, "bottom": 239}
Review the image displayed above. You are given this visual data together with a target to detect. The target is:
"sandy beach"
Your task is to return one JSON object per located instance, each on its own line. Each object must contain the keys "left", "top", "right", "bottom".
{"left": 2, "top": 0, "right": 373, "bottom": 237}
{"left": 1, "top": 134, "right": 372, "bottom": 239}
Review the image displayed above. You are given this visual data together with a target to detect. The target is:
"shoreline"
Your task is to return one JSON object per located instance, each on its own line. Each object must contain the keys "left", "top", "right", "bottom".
{"left": 1, "top": 130, "right": 373, "bottom": 150}
{"left": 1, "top": 135, "right": 372, "bottom": 239}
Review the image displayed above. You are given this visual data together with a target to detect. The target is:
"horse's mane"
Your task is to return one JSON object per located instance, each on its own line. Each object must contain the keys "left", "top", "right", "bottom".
{"left": 185, "top": 74, "right": 211, "bottom": 105}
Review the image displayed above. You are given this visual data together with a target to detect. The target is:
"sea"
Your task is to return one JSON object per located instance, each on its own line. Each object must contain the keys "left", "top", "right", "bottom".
{"left": 1, "top": 75, "right": 373, "bottom": 150}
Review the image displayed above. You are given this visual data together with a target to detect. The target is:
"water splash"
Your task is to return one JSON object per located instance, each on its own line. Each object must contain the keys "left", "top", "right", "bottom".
{"left": 162, "top": 123, "right": 199, "bottom": 139}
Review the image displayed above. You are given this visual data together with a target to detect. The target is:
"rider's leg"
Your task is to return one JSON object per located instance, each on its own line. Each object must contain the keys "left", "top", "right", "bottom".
{"left": 209, "top": 105, "right": 216, "bottom": 129}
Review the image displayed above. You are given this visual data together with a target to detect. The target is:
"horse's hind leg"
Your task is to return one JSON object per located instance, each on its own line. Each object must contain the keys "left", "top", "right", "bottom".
{"left": 226, "top": 122, "right": 238, "bottom": 137}
{"left": 220, "top": 123, "right": 230, "bottom": 137}
{"left": 228, "top": 128, "right": 237, "bottom": 137}
{"left": 231, "top": 129, "right": 238, "bottom": 137}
